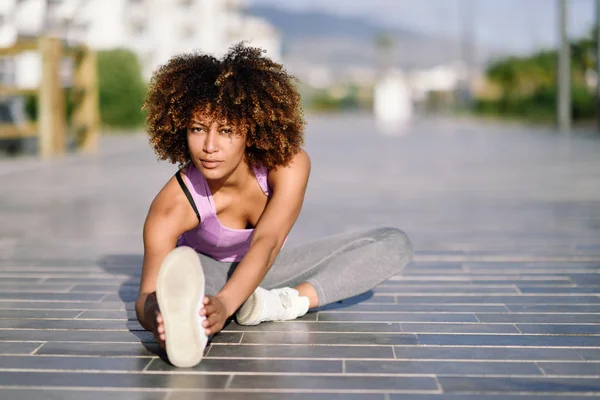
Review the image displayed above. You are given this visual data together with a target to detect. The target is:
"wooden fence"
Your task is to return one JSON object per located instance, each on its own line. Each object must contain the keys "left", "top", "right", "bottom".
{"left": 0, "top": 37, "right": 99, "bottom": 158}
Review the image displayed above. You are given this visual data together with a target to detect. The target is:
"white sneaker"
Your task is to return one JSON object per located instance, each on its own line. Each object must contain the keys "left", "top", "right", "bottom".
{"left": 236, "top": 287, "right": 310, "bottom": 326}
{"left": 156, "top": 246, "right": 207, "bottom": 368}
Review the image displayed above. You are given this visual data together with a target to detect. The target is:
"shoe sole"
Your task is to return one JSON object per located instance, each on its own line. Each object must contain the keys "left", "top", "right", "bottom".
{"left": 156, "top": 246, "right": 207, "bottom": 368}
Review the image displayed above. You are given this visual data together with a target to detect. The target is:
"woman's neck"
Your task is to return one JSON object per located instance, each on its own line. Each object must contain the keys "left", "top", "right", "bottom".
{"left": 205, "top": 162, "right": 254, "bottom": 195}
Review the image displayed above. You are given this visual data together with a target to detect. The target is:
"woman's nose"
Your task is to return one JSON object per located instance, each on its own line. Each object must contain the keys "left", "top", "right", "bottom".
{"left": 203, "top": 130, "right": 218, "bottom": 153}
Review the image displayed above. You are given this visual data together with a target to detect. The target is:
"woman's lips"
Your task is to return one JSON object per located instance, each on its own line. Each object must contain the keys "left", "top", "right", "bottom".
{"left": 200, "top": 160, "right": 222, "bottom": 169}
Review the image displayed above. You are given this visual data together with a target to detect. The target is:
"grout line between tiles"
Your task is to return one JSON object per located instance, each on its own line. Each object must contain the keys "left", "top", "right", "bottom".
{"left": 29, "top": 342, "right": 46, "bottom": 355}
{"left": 224, "top": 374, "right": 235, "bottom": 389}
{"left": 535, "top": 361, "right": 548, "bottom": 376}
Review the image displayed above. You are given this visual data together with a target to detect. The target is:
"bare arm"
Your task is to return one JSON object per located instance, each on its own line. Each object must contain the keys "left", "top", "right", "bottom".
{"left": 216, "top": 150, "right": 311, "bottom": 317}
{"left": 135, "top": 171, "right": 199, "bottom": 332}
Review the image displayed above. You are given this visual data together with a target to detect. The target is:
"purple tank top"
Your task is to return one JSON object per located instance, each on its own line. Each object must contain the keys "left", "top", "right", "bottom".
{"left": 177, "top": 162, "right": 271, "bottom": 262}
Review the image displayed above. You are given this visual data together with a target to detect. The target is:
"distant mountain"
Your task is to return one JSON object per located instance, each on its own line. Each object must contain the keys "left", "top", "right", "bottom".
{"left": 244, "top": 5, "right": 495, "bottom": 71}
{"left": 245, "top": 5, "right": 417, "bottom": 41}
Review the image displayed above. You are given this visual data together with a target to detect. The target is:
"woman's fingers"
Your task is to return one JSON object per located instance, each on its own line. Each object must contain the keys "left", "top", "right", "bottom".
{"left": 199, "top": 304, "right": 216, "bottom": 317}
{"left": 154, "top": 311, "right": 166, "bottom": 346}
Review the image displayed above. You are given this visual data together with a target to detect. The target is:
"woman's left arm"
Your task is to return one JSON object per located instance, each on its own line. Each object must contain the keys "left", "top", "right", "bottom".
{"left": 203, "top": 150, "right": 310, "bottom": 332}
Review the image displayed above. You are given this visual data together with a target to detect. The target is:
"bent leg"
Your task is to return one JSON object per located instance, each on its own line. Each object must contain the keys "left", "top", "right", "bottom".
{"left": 262, "top": 227, "right": 413, "bottom": 307}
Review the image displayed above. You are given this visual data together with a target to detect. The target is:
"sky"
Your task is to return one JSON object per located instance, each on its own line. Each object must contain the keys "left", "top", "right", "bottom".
{"left": 249, "top": 0, "right": 596, "bottom": 54}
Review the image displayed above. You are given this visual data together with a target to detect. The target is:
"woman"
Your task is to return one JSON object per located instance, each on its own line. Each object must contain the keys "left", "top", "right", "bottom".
{"left": 136, "top": 43, "right": 413, "bottom": 368}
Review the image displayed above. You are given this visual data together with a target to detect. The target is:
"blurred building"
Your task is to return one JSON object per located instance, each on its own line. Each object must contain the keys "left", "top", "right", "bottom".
{"left": 0, "top": 0, "right": 281, "bottom": 85}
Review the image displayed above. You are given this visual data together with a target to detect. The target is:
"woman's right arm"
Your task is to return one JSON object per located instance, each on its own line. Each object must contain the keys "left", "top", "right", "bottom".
{"left": 135, "top": 172, "right": 199, "bottom": 332}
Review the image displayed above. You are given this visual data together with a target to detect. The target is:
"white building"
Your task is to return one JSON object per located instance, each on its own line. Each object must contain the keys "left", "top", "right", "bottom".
{"left": 373, "top": 69, "right": 413, "bottom": 131}
{"left": 0, "top": 0, "right": 281, "bottom": 85}
{"left": 407, "top": 62, "right": 467, "bottom": 102}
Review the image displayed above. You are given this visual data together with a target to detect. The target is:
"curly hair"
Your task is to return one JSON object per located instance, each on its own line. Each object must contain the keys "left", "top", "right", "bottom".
{"left": 143, "top": 42, "right": 305, "bottom": 169}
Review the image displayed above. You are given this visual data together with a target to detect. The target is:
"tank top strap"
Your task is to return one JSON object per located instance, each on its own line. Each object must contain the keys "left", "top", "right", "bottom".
{"left": 181, "top": 163, "right": 213, "bottom": 222}
{"left": 252, "top": 164, "right": 271, "bottom": 196}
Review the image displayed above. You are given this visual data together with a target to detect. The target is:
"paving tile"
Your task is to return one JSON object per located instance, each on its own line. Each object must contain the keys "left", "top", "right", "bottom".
{"left": 0, "top": 278, "right": 43, "bottom": 283}
{"left": 392, "top": 296, "right": 600, "bottom": 304}
{"left": 225, "top": 321, "right": 401, "bottom": 333}
{"left": 416, "top": 334, "right": 600, "bottom": 347}
{"left": 102, "top": 293, "right": 138, "bottom": 302}
{"left": 69, "top": 284, "right": 138, "bottom": 292}
{"left": 0, "top": 355, "right": 152, "bottom": 371}
{"left": 392, "top": 346, "right": 583, "bottom": 361}
{"left": 518, "top": 286, "right": 600, "bottom": 294}
{"left": 0, "top": 318, "right": 133, "bottom": 330}
{"left": 465, "top": 265, "right": 600, "bottom": 273}
{"left": 516, "top": 324, "right": 600, "bottom": 334}
{"left": 211, "top": 332, "right": 243, "bottom": 344}
{"left": 0, "top": 301, "right": 128, "bottom": 310}
{"left": 345, "top": 360, "right": 543, "bottom": 375}
{"left": 0, "top": 342, "right": 42, "bottom": 355}
{"left": 506, "top": 304, "right": 600, "bottom": 313}
{"left": 0, "top": 266, "right": 105, "bottom": 272}
{"left": 241, "top": 331, "right": 418, "bottom": 345}
{"left": 317, "top": 304, "right": 508, "bottom": 313}
{"left": 400, "top": 323, "right": 520, "bottom": 334}
{"left": 477, "top": 313, "right": 600, "bottom": 324}
{"left": 0, "top": 284, "right": 73, "bottom": 292}
{"left": 538, "top": 362, "right": 600, "bottom": 376}
{"left": 0, "top": 371, "right": 230, "bottom": 389}
{"left": 403, "top": 267, "right": 466, "bottom": 274}
{"left": 167, "top": 393, "right": 384, "bottom": 400}
{"left": 0, "top": 389, "right": 167, "bottom": 400}
{"left": 318, "top": 312, "right": 479, "bottom": 323}
{"left": 354, "top": 295, "right": 397, "bottom": 304}
{"left": 77, "top": 310, "right": 137, "bottom": 319}
{"left": 573, "top": 349, "right": 600, "bottom": 361}
{"left": 570, "top": 274, "right": 600, "bottom": 285}
{"left": 36, "top": 342, "right": 160, "bottom": 357}
{"left": 388, "top": 395, "right": 600, "bottom": 400}
{"left": 0, "top": 310, "right": 82, "bottom": 318}
{"left": 405, "top": 262, "right": 464, "bottom": 269}
{"left": 373, "top": 286, "right": 519, "bottom": 294}
{"left": 42, "top": 278, "right": 134, "bottom": 285}
{"left": 207, "top": 344, "right": 395, "bottom": 359}
{"left": 438, "top": 376, "right": 600, "bottom": 393}
{"left": 0, "top": 293, "right": 105, "bottom": 301}
{"left": 147, "top": 357, "right": 343, "bottom": 373}
{"left": 0, "top": 329, "right": 154, "bottom": 342}
{"left": 228, "top": 374, "right": 438, "bottom": 391}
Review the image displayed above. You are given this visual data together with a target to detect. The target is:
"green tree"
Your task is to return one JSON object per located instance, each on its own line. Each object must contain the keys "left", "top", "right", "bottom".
{"left": 97, "top": 49, "right": 147, "bottom": 128}
{"left": 474, "top": 25, "right": 596, "bottom": 123}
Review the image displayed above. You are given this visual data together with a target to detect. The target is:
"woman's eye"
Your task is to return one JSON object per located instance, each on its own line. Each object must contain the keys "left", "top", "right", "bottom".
{"left": 221, "top": 128, "right": 233, "bottom": 135}
{"left": 190, "top": 127, "right": 204, "bottom": 133}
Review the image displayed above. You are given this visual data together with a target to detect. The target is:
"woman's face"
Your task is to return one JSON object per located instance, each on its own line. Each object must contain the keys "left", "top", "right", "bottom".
{"left": 186, "top": 109, "right": 247, "bottom": 181}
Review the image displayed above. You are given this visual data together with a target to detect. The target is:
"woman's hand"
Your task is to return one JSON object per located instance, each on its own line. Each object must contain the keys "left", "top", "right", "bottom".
{"left": 200, "top": 295, "right": 229, "bottom": 335}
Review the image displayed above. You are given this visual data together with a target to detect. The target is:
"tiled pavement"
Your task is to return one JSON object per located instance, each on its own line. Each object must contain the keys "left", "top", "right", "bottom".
{"left": 1, "top": 115, "right": 600, "bottom": 399}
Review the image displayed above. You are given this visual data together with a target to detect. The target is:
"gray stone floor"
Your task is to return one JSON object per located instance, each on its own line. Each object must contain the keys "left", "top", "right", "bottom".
{"left": 0, "top": 114, "right": 600, "bottom": 399}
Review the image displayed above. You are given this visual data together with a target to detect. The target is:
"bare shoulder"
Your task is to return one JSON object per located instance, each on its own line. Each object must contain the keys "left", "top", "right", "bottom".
{"left": 268, "top": 149, "right": 311, "bottom": 189}
{"left": 146, "top": 168, "right": 198, "bottom": 233}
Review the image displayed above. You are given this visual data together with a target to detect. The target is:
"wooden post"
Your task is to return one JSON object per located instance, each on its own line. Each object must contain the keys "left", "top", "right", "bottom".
{"left": 72, "top": 47, "right": 99, "bottom": 153}
{"left": 38, "top": 36, "right": 66, "bottom": 157}
{"left": 557, "top": 0, "right": 571, "bottom": 132}
{"left": 596, "top": 0, "right": 600, "bottom": 132}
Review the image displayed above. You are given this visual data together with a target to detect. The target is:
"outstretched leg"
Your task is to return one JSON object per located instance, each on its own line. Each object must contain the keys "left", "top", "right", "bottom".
{"left": 264, "top": 226, "right": 413, "bottom": 307}
{"left": 235, "top": 227, "right": 413, "bottom": 325}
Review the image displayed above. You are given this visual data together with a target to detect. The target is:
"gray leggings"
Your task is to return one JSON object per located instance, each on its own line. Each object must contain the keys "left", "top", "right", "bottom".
{"left": 199, "top": 227, "right": 413, "bottom": 307}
